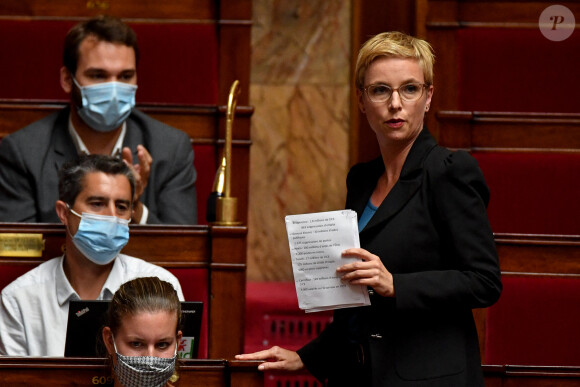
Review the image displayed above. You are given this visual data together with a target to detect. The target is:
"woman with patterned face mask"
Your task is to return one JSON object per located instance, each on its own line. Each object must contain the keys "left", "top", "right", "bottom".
{"left": 102, "top": 277, "right": 183, "bottom": 387}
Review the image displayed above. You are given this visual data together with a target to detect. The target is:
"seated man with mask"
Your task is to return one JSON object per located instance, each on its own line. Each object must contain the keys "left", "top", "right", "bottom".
{"left": 0, "top": 154, "right": 184, "bottom": 357}
{"left": 0, "top": 15, "right": 197, "bottom": 224}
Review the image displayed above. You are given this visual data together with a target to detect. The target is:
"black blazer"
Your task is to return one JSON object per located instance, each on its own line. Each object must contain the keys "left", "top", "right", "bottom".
{"left": 0, "top": 107, "right": 197, "bottom": 224}
{"left": 298, "top": 129, "right": 502, "bottom": 386}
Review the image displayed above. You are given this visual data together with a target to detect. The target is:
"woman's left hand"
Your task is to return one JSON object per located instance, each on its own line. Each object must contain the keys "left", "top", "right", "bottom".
{"left": 337, "top": 248, "right": 395, "bottom": 297}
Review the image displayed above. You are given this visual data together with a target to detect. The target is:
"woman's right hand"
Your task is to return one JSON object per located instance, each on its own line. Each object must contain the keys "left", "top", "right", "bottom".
{"left": 235, "top": 346, "right": 304, "bottom": 371}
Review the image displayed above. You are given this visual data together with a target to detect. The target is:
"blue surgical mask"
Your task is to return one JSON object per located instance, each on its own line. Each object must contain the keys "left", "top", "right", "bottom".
{"left": 68, "top": 206, "right": 130, "bottom": 265}
{"left": 73, "top": 77, "right": 137, "bottom": 132}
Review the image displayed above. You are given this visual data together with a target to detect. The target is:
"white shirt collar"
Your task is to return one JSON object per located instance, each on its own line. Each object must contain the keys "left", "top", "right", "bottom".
{"left": 55, "top": 255, "right": 80, "bottom": 306}
{"left": 55, "top": 254, "right": 124, "bottom": 305}
{"left": 68, "top": 117, "right": 127, "bottom": 157}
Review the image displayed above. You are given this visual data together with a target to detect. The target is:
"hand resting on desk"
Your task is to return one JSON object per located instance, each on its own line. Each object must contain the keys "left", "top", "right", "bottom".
{"left": 235, "top": 346, "right": 304, "bottom": 372}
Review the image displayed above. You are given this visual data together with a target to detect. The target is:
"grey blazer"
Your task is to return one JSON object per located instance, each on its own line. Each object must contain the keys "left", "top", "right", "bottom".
{"left": 0, "top": 107, "right": 197, "bottom": 224}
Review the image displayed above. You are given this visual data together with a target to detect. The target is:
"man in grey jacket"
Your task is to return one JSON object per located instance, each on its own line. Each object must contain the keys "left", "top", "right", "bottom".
{"left": 0, "top": 15, "right": 197, "bottom": 224}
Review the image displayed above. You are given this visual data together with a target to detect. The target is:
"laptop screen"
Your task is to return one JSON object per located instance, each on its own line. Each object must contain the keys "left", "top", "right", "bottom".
{"left": 64, "top": 300, "right": 203, "bottom": 358}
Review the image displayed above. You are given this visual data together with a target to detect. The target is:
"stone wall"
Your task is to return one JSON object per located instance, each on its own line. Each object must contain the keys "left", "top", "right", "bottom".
{"left": 247, "top": 0, "right": 352, "bottom": 281}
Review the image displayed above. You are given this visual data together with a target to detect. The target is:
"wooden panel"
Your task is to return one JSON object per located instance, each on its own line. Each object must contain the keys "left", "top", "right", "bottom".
{"left": 495, "top": 234, "right": 580, "bottom": 275}
{"left": 228, "top": 360, "right": 267, "bottom": 387}
{"left": 350, "top": 0, "right": 417, "bottom": 166}
{"left": 0, "top": 0, "right": 216, "bottom": 19}
{"left": 0, "top": 223, "right": 210, "bottom": 265}
{"left": 218, "top": 23, "right": 252, "bottom": 107}
{"left": 219, "top": 0, "right": 253, "bottom": 20}
{"left": 0, "top": 102, "right": 254, "bottom": 142}
{"left": 209, "top": 226, "right": 248, "bottom": 359}
{"left": 483, "top": 365, "right": 580, "bottom": 387}
{"left": 427, "top": 0, "right": 580, "bottom": 27}
{"left": 436, "top": 111, "right": 580, "bottom": 151}
{"left": 0, "top": 357, "right": 263, "bottom": 387}
{"left": 125, "top": 225, "right": 210, "bottom": 265}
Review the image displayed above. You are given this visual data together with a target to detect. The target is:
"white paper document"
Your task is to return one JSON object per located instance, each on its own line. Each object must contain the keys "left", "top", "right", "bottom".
{"left": 285, "top": 210, "right": 371, "bottom": 312}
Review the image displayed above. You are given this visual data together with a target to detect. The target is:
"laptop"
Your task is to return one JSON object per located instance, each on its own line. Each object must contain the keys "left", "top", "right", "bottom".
{"left": 64, "top": 300, "right": 203, "bottom": 358}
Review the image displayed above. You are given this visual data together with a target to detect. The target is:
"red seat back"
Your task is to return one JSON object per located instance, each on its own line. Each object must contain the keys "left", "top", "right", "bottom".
{"left": 458, "top": 28, "right": 580, "bottom": 113}
{"left": 474, "top": 151, "right": 580, "bottom": 235}
{"left": 0, "top": 20, "right": 218, "bottom": 104}
{"left": 485, "top": 275, "right": 580, "bottom": 366}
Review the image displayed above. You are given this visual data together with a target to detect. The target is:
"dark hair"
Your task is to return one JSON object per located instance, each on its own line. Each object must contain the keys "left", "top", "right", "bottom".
{"left": 105, "top": 277, "right": 182, "bottom": 336}
{"left": 63, "top": 15, "right": 139, "bottom": 75}
{"left": 58, "top": 154, "right": 135, "bottom": 206}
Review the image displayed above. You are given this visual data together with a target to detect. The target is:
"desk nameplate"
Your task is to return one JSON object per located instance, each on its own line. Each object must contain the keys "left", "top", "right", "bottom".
{"left": 0, "top": 233, "right": 44, "bottom": 257}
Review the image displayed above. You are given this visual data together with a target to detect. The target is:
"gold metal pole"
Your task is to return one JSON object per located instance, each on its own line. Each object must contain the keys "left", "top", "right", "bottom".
{"left": 213, "top": 80, "right": 241, "bottom": 225}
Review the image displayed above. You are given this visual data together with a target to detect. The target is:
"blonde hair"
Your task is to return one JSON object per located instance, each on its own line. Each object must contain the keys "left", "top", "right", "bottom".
{"left": 106, "top": 277, "right": 181, "bottom": 335}
{"left": 105, "top": 277, "right": 182, "bottom": 383}
{"left": 355, "top": 31, "right": 435, "bottom": 90}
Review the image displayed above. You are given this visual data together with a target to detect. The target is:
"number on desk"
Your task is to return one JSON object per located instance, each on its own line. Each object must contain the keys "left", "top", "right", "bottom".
{"left": 92, "top": 376, "right": 114, "bottom": 385}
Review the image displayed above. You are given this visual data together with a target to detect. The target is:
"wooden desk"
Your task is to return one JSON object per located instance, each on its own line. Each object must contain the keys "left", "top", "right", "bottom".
{"left": 0, "top": 357, "right": 263, "bottom": 387}
{"left": 0, "top": 223, "right": 247, "bottom": 359}
{"left": 483, "top": 365, "right": 580, "bottom": 387}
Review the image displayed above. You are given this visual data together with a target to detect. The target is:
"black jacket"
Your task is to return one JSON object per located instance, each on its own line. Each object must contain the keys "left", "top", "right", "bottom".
{"left": 298, "top": 128, "right": 502, "bottom": 386}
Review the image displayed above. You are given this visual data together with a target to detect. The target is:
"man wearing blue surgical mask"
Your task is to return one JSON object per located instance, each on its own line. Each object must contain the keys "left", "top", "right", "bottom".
{"left": 0, "top": 15, "right": 197, "bottom": 225}
{"left": 0, "top": 155, "right": 185, "bottom": 357}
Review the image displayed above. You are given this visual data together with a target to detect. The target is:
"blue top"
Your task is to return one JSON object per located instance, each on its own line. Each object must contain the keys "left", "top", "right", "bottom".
{"left": 358, "top": 198, "right": 378, "bottom": 232}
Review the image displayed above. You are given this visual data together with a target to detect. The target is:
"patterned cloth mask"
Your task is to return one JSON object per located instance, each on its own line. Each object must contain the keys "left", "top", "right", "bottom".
{"left": 68, "top": 206, "right": 129, "bottom": 265}
{"left": 73, "top": 77, "right": 137, "bottom": 132}
{"left": 112, "top": 338, "right": 177, "bottom": 387}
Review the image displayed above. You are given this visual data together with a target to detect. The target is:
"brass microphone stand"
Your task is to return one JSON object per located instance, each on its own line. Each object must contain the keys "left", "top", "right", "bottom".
{"left": 212, "top": 80, "right": 241, "bottom": 225}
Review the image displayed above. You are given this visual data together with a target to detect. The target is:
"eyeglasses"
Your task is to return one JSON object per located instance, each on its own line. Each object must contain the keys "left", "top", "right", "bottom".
{"left": 362, "top": 82, "right": 428, "bottom": 103}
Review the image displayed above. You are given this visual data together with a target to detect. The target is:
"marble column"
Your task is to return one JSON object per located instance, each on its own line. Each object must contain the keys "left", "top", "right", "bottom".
{"left": 248, "top": 0, "right": 352, "bottom": 281}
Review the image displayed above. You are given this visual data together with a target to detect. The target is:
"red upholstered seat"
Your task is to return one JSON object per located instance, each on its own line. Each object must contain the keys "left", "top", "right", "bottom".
{"left": 485, "top": 275, "right": 580, "bottom": 366}
{"left": 244, "top": 282, "right": 333, "bottom": 354}
{"left": 0, "top": 20, "right": 218, "bottom": 105}
{"left": 473, "top": 151, "right": 580, "bottom": 235}
{"left": 457, "top": 28, "right": 580, "bottom": 113}
{"left": 245, "top": 282, "right": 332, "bottom": 387}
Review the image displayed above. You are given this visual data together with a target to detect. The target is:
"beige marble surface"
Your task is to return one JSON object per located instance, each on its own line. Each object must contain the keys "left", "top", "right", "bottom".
{"left": 247, "top": 0, "right": 352, "bottom": 281}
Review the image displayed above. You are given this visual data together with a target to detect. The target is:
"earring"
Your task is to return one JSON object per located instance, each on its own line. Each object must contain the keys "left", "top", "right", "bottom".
{"left": 425, "top": 105, "right": 430, "bottom": 112}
